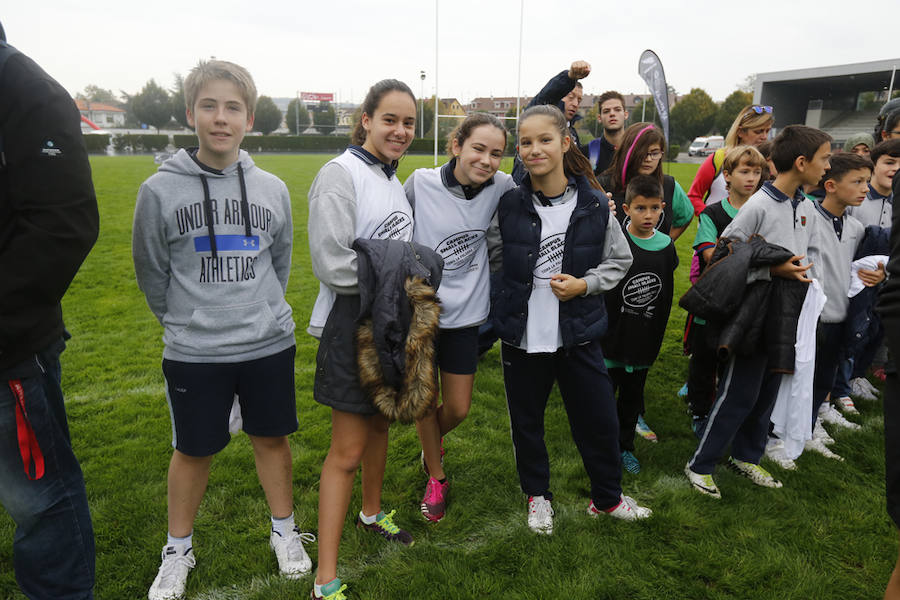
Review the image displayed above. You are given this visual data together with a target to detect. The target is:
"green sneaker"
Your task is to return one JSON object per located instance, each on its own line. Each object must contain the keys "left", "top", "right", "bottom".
{"left": 684, "top": 463, "right": 721, "bottom": 499}
{"left": 356, "top": 510, "right": 414, "bottom": 546}
{"left": 727, "top": 457, "right": 783, "bottom": 488}
{"left": 621, "top": 450, "right": 641, "bottom": 474}
{"left": 311, "top": 578, "right": 348, "bottom": 600}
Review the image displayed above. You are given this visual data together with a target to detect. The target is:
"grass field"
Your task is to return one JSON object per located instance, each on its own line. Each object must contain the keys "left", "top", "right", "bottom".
{"left": 0, "top": 154, "right": 895, "bottom": 599}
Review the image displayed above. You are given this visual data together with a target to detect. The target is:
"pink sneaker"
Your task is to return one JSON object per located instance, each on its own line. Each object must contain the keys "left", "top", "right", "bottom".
{"left": 421, "top": 476, "right": 448, "bottom": 522}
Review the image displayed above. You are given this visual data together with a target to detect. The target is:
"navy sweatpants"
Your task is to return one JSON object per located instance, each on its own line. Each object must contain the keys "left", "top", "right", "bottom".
{"left": 501, "top": 342, "right": 622, "bottom": 510}
{"left": 688, "top": 352, "right": 782, "bottom": 474}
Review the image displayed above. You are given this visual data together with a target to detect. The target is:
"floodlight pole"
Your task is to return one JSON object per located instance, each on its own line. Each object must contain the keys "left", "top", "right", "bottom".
{"left": 295, "top": 90, "right": 300, "bottom": 135}
{"left": 420, "top": 71, "right": 426, "bottom": 139}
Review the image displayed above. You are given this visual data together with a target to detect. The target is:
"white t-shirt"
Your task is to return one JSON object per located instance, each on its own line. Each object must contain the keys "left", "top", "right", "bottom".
{"left": 309, "top": 150, "right": 413, "bottom": 329}
{"left": 520, "top": 195, "right": 577, "bottom": 353}
{"left": 411, "top": 167, "right": 512, "bottom": 328}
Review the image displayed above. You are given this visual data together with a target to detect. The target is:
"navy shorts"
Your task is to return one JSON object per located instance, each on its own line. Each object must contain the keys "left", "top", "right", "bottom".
{"left": 162, "top": 346, "right": 298, "bottom": 457}
{"left": 437, "top": 326, "right": 479, "bottom": 375}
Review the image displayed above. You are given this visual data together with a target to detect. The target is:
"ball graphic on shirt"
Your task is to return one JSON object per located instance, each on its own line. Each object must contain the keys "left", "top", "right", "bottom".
{"left": 622, "top": 272, "right": 662, "bottom": 307}
{"left": 436, "top": 229, "right": 485, "bottom": 271}
{"left": 373, "top": 211, "right": 412, "bottom": 240}
{"left": 533, "top": 233, "right": 566, "bottom": 279}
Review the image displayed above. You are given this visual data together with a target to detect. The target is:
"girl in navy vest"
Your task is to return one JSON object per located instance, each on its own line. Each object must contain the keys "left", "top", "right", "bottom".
{"left": 490, "top": 104, "right": 651, "bottom": 534}
{"left": 307, "top": 79, "right": 418, "bottom": 600}
{"left": 405, "top": 113, "right": 515, "bottom": 522}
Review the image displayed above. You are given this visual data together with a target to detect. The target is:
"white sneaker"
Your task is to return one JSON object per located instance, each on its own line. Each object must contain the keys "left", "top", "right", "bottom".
{"left": 527, "top": 495, "right": 554, "bottom": 535}
{"left": 589, "top": 494, "right": 652, "bottom": 520}
{"left": 684, "top": 464, "right": 721, "bottom": 499}
{"left": 148, "top": 544, "right": 195, "bottom": 600}
{"left": 804, "top": 437, "right": 844, "bottom": 461}
{"left": 836, "top": 396, "right": 859, "bottom": 415}
{"left": 819, "top": 403, "right": 862, "bottom": 430}
{"left": 727, "top": 457, "right": 783, "bottom": 488}
{"left": 270, "top": 526, "right": 315, "bottom": 578}
{"left": 764, "top": 439, "right": 797, "bottom": 470}
{"left": 850, "top": 377, "right": 878, "bottom": 401}
{"left": 813, "top": 418, "right": 836, "bottom": 445}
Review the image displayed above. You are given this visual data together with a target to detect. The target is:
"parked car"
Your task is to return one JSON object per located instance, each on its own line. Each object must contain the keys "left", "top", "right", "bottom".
{"left": 689, "top": 135, "right": 724, "bottom": 157}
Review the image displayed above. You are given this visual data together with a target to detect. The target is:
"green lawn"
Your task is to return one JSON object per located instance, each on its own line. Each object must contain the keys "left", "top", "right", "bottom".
{"left": 0, "top": 154, "right": 895, "bottom": 599}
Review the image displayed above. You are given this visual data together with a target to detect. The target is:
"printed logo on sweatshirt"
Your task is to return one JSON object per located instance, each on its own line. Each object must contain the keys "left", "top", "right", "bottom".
{"left": 534, "top": 233, "right": 565, "bottom": 279}
{"left": 40, "top": 139, "right": 62, "bottom": 157}
{"left": 435, "top": 229, "right": 485, "bottom": 273}
{"left": 622, "top": 272, "right": 662, "bottom": 310}
{"left": 372, "top": 211, "right": 412, "bottom": 240}
{"left": 175, "top": 199, "right": 273, "bottom": 235}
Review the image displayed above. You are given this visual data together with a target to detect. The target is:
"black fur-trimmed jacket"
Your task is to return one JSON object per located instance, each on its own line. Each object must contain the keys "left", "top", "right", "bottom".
{"left": 680, "top": 235, "right": 808, "bottom": 371}
{"left": 352, "top": 238, "right": 443, "bottom": 423}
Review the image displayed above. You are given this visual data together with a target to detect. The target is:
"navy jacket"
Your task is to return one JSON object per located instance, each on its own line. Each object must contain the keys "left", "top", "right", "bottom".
{"left": 491, "top": 175, "right": 610, "bottom": 349}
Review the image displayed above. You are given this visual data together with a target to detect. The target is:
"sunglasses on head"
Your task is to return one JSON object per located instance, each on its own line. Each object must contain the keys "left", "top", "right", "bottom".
{"left": 749, "top": 105, "right": 773, "bottom": 114}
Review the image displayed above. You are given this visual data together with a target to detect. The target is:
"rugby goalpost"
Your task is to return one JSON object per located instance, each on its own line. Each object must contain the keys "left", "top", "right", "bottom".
{"left": 430, "top": 0, "right": 525, "bottom": 166}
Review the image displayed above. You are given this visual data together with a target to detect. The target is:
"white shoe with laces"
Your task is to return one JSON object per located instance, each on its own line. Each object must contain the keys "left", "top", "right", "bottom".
{"left": 850, "top": 377, "right": 878, "bottom": 401}
{"left": 836, "top": 396, "right": 859, "bottom": 415}
{"left": 819, "top": 403, "right": 862, "bottom": 430}
{"left": 813, "top": 418, "right": 836, "bottom": 445}
{"left": 589, "top": 494, "right": 652, "bottom": 521}
{"left": 148, "top": 544, "right": 195, "bottom": 600}
{"left": 764, "top": 439, "right": 797, "bottom": 470}
{"left": 527, "top": 495, "right": 554, "bottom": 535}
{"left": 270, "top": 526, "right": 315, "bottom": 578}
{"left": 804, "top": 437, "right": 844, "bottom": 461}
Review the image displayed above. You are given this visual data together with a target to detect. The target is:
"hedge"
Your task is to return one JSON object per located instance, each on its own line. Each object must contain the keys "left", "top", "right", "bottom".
{"left": 166, "top": 134, "right": 517, "bottom": 156}
{"left": 82, "top": 134, "right": 110, "bottom": 153}
{"left": 112, "top": 134, "right": 169, "bottom": 153}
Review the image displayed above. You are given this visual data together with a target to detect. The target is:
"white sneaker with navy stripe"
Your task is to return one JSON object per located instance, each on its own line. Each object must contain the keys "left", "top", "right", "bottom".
{"left": 148, "top": 544, "right": 195, "bottom": 600}
{"left": 270, "top": 526, "right": 315, "bottom": 578}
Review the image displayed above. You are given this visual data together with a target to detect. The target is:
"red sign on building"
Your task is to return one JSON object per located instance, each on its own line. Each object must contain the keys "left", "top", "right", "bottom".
{"left": 301, "top": 92, "right": 334, "bottom": 102}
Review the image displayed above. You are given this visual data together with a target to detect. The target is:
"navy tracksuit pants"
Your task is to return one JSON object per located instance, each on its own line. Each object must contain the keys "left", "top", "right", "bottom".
{"left": 501, "top": 341, "right": 622, "bottom": 510}
{"left": 689, "top": 352, "right": 782, "bottom": 474}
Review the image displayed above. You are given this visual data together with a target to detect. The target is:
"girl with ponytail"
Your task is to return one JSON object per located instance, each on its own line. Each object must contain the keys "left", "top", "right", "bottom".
{"left": 489, "top": 104, "right": 652, "bottom": 534}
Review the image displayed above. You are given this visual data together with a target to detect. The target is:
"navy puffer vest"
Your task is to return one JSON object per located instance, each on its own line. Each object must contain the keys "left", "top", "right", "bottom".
{"left": 491, "top": 174, "right": 610, "bottom": 348}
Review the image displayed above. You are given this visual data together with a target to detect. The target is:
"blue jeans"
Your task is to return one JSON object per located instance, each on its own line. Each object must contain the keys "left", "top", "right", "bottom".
{"left": 0, "top": 340, "right": 95, "bottom": 599}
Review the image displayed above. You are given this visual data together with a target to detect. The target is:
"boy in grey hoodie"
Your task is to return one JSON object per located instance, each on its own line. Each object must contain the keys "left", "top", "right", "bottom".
{"left": 133, "top": 60, "right": 311, "bottom": 600}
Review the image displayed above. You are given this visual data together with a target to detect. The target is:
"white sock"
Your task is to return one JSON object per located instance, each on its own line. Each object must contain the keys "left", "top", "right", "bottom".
{"left": 358, "top": 510, "right": 379, "bottom": 525}
{"left": 271, "top": 513, "right": 295, "bottom": 537}
{"left": 167, "top": 532, "right": 192, "bottom": 548}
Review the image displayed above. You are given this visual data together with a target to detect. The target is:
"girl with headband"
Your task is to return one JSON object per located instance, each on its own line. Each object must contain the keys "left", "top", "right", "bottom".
{"left": 600, "top": 122, "right": 693, "bottom": 242}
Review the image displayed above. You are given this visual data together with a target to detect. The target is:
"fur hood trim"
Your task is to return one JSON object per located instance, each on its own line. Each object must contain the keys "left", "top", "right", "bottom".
{"left": 356, "top": 276, "right": 441, "bottom": 423}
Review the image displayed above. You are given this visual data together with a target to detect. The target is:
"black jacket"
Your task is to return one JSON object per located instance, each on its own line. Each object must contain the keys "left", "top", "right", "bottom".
{"left": 680, "top": 235, "right": 806, "bottom": 369}
{"left": 0, "top": 42, "right": 99, "bottom": 370}
{"left": 878, "top": 173, "right": 900, "bottom": 327}
{"left": 512, "top": 70, "right": 584, "bottom": 183}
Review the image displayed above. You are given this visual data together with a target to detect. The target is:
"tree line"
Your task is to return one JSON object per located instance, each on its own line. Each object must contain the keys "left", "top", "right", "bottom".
{"left": 77, "top": 77, "right": 337, "bottom": 135}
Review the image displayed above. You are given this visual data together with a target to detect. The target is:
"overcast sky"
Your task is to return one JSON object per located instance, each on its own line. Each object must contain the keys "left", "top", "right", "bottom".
{"left": 4, "top": 0, "right": 897, "bottom": 105}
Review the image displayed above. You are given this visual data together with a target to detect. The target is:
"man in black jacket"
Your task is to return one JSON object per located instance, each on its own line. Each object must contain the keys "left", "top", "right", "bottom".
{"left": 511, "top": 60, "right": 591, "bottom": 183}
{"left": 0, "top": 22, "right": 98, "bottom": 599}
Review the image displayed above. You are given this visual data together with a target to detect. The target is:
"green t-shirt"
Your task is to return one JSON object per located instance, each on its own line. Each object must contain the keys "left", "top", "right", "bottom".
{"left": 692, "top": 197, "right": 739, "bottom": 249}
{"left": 672, "top": 181, "right": 693, "bottom": 228}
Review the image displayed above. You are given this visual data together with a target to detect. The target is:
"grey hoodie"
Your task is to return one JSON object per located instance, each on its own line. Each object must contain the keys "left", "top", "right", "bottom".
{"left": 133, "top": 149, "right": 295, "bottom": 362}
